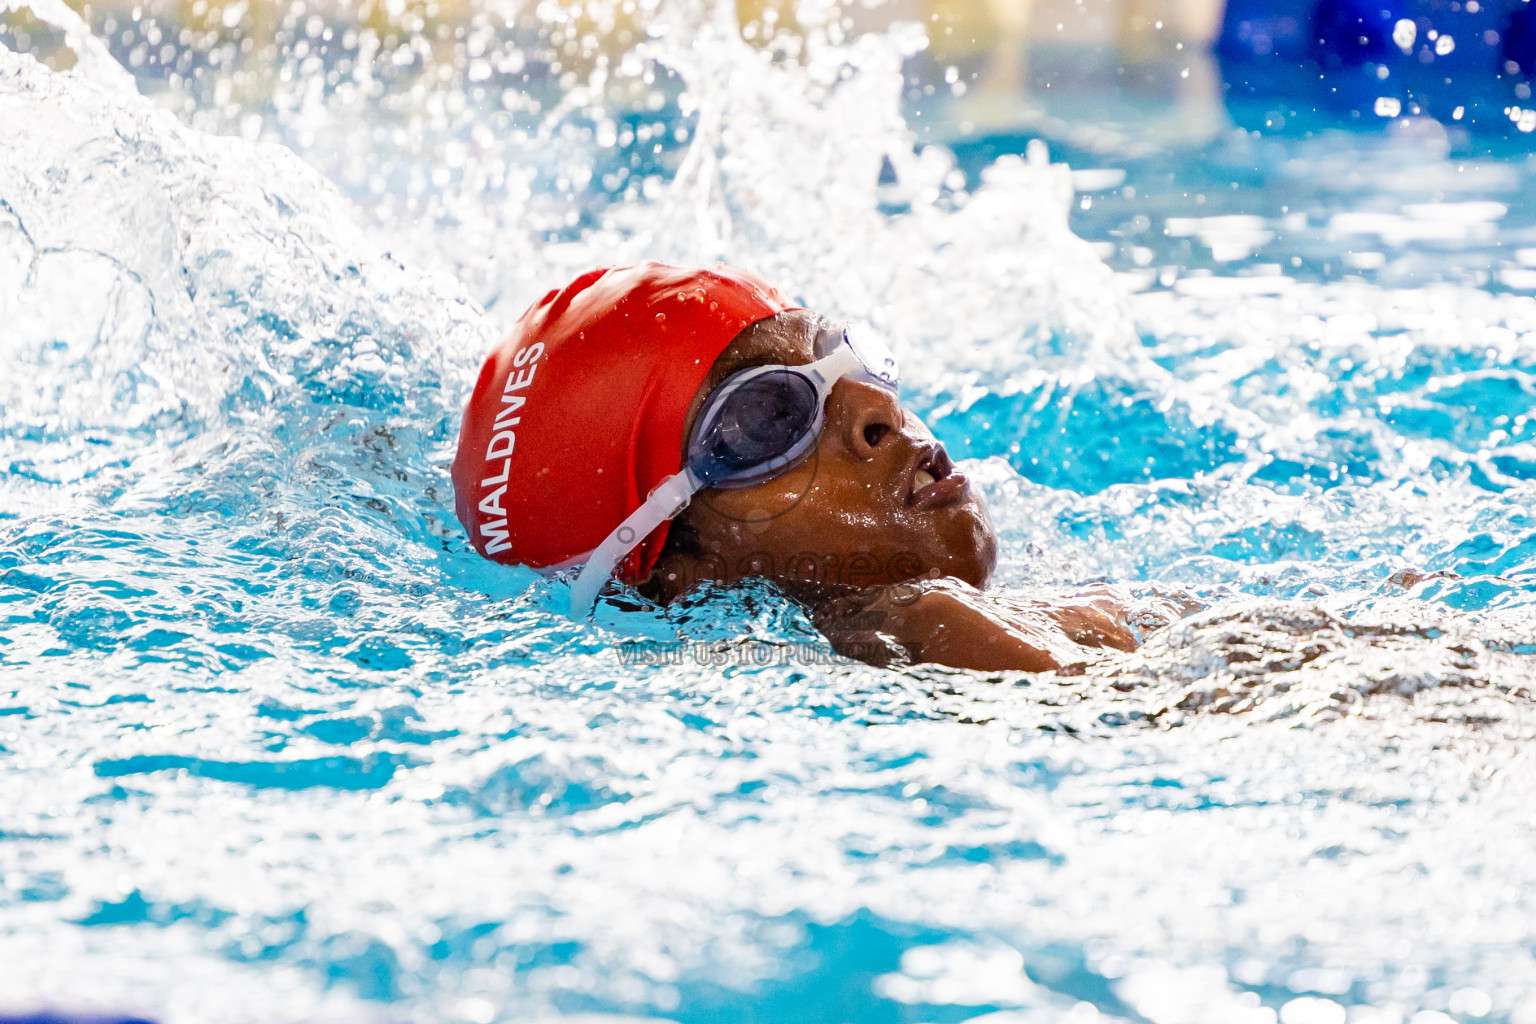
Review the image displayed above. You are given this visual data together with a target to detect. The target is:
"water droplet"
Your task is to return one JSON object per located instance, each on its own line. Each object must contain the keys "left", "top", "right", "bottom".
{"left": 655, "top": 313, "right": 666, "bottom": 322}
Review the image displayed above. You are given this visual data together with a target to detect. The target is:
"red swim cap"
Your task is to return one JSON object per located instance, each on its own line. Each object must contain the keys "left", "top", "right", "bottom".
{"left": 453, "top": 261, "right": 798, "bottom": 581}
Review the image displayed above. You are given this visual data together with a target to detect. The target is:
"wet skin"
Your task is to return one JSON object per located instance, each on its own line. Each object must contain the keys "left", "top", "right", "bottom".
{"left": 643, "top": 310, "right": 1141, "bottom": 671}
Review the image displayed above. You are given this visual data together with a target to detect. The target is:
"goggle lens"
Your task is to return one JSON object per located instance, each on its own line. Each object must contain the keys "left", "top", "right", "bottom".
{"left": 698, "top": 370, "right": 819, "bottom": 485}
{"left": 719, "top": 371, "right": 818, "bottom": 455}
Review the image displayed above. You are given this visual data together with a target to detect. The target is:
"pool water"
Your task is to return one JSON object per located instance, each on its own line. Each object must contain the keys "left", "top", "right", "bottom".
{"left": 3, "top": 1, "right": 1536, "bottom": 1022}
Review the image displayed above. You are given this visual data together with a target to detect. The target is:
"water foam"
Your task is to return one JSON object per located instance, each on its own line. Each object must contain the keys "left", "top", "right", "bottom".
{"left": 2, "top": 1, "right": 1536, "bottom": 1021}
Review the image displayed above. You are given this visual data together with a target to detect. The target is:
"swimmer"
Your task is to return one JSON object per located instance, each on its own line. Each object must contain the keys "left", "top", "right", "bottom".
{"left": 452, "top": 261, "right": 1155, "bottom": 671}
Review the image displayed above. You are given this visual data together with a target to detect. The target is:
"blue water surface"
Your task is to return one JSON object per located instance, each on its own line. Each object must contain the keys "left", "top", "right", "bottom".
{"left": 3, "top": 2, "right": 1536, "bottom": 1023}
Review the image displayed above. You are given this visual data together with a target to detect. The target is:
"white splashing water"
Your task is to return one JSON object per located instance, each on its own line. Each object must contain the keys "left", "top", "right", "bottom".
{"left": 2, "top": 1, "right": 1536, "bottom": 1022}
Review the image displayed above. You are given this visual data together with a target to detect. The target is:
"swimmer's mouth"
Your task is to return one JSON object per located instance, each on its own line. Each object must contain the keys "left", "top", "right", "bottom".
{"left": 906, "top": 443, "right": 969, "bottom": 510}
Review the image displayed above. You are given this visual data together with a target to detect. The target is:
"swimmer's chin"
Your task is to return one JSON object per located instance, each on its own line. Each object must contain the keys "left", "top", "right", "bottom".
{"left": 923, "top": 496, "right": 999, "bottom": 591}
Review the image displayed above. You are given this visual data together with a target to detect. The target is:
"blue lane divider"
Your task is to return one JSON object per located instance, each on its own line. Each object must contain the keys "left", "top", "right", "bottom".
{"left": 1218, "top": 0, "right": 1536, "bottom": 134}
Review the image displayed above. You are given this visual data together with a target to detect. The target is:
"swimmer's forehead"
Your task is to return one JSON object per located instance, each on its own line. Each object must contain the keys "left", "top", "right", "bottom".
{"left": 706, "top": 308, "right": 826, "bottom": 384}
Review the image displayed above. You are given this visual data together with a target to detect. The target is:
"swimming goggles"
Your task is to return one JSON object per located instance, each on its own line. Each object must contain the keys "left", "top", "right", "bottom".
{"left": 568, "top": 322, "right": 900, "bottom": 617}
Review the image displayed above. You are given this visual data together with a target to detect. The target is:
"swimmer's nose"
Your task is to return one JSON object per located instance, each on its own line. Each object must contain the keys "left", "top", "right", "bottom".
{"left": 833, "top": 379, "right": 904, "bottom": 459}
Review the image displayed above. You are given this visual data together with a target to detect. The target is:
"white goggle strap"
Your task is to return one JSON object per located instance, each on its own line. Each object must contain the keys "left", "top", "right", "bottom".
{"left": 568, "top": 469, "right": 700, "bottom": 619}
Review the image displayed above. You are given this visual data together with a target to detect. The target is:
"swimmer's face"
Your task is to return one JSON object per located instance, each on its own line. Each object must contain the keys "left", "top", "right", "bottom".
{"left": 655, "top": 310, "right": 998, "bottom": 596}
